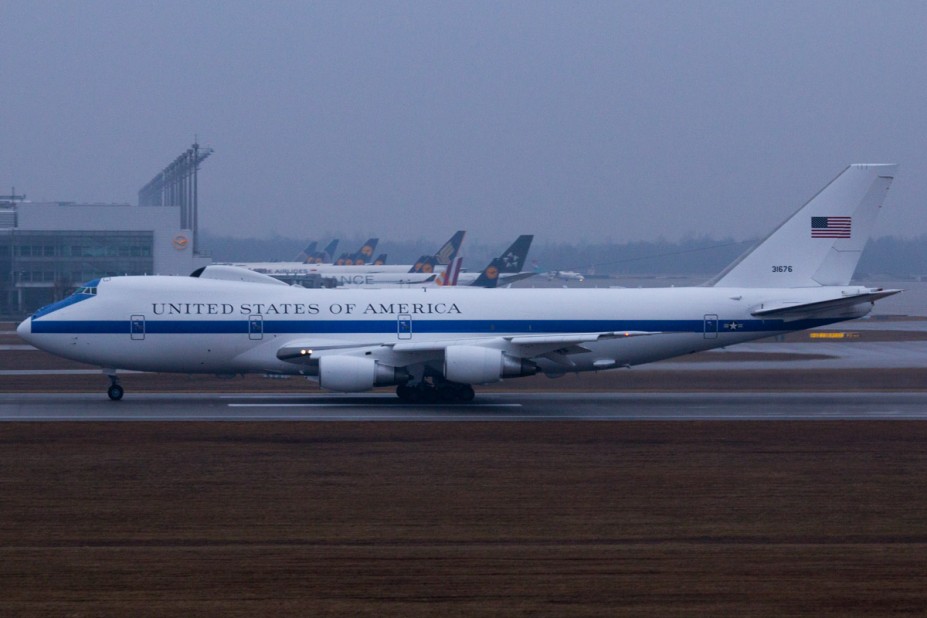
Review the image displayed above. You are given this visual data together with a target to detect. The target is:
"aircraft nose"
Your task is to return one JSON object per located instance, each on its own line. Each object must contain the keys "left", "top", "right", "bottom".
{"left": 16, "top": 317, "right": 32, "bottom": 342}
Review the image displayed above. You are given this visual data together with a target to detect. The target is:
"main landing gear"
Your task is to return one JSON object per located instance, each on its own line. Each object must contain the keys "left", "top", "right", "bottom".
{"left": 396, "top": 379, "right": 475, "bottom": 404}
{"left": 106, "top": 374, "right": 124, "bottom": 401}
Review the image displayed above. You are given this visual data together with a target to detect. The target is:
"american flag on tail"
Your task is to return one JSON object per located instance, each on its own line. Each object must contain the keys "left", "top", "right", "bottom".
{"left": 811, "top": 216, "right": 851, "bottom": 239}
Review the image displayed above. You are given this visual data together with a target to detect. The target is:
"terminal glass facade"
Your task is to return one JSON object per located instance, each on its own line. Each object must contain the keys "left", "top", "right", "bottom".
{"left": 1, "top": 230, "right": 154, "bottom": 315}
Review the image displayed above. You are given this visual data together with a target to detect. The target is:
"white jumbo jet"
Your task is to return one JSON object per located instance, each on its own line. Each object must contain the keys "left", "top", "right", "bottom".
{"left": 17, "top": 164, "right": 900, "bottom": 403}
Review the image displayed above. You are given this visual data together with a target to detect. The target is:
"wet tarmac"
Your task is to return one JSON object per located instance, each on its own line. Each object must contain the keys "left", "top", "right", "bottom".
{"left": 3, "top": 391, "right": 927, "bottom": 421}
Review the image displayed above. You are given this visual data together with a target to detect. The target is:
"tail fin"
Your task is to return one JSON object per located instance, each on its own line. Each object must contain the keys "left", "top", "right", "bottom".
{"left": 295, "top": 241, "right": 318, "bottom": 263}
{"left": 409, "top": 255, "right": 429, "bottom": 273}
{"left": 434, "top": 231, "right": 466, "bottom": 265}
{"left": 409, "top": 231, "right": 467, "bottom": 273}
{"left": 471, "top": 258, "right": 503, "bottom": 288}
{"left": 305, "top": 240, "right": 334, "bottom": 264}
{"left": 319, "top": 239, "right": 339, "bottom": 263}
{"left": 341, "top": 238, "right": 379, "bottom": 265}
{"left": 354, "top": 238, "right": 378, "bottom": 264}
{"left": 373, "top": 253, "right": 388, "bottom": 266}
{"left": 497, "top": 235, "right": 533, "bottom": 273}
{"left": 711, "top": 164, "right": 897, "bottom": 288}
{"left": 413, "top": 256, "right": 437, "bottom": 274}
{"left": 435, "top": 257, "right": 463, "bottom": 286}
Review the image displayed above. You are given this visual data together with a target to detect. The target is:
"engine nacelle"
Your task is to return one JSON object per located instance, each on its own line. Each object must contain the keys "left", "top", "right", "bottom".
{"left": 444, "top": 345, "right": 538, "bottom": 385}
{"left": 318, "top": 355, "right": 408, "bottom": 392}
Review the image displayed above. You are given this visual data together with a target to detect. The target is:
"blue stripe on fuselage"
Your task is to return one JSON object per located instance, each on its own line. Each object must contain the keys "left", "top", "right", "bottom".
{"left": 31, "top": 292, "right": 95, "bottom": 319}
{"left": 28, "top": 317, "right": 840, "bottom": 336}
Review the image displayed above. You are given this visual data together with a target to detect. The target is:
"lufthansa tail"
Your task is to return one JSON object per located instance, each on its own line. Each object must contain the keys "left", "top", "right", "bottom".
{"left": 711, "top": 164, "right": 897, "bottom": 288}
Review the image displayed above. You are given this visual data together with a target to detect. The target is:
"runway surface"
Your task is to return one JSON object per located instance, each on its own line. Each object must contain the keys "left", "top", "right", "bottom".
{"left": 3, "top": 391, "right": 927, "bottom": 421}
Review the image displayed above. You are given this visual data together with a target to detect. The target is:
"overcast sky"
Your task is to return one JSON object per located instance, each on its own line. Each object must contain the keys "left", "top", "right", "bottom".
{"left": 2, "top": 1, "right": 924, "bottom": 245}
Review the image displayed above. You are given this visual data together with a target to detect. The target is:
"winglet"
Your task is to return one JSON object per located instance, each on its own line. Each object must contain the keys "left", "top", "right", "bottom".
{"left": 711, "top": 164, "right": 897, "bottom": 288}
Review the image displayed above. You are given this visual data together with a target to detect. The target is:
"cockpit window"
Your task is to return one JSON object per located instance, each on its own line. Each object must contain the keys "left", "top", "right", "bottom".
{"left": 31, "top": 278, "right": 102, "bottom": 319}
{"left": 72, "top": 278, "right": 101, "bottom": 296}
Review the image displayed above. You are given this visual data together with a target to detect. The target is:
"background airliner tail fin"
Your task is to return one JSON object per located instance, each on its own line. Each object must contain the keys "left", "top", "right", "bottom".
{"left": 471, "top": 258, "right": 503, "bottom": 288}
{"left": 434, "top": 231, "right": 466, "bottom": 265}
{"left": 710, "top": 164, "right": 897, "bottom": 288}
{"left": 497, "top": 235, "right": 534, "bottom": 273}
{"left": 435, "top": 257, "right": 463, "bottom": 286}
{"left": 295, "top": 241, "right": 318, "bottom": 263}
{"left": 318, "top": 239, "right": 339, "bottom": 263}
{"left": 354, "top": 238, "right": 379, "bottom": 265}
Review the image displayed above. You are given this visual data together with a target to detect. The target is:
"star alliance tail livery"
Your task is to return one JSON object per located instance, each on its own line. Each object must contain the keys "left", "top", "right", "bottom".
{"left": 18, "top": 165, "right": 900, "bottom": 402}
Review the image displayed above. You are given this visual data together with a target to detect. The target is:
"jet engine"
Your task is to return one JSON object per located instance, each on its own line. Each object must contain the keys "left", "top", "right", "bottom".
{"left": 318, "top": 356, "right": 409, "bottom": 392}
{"left": 444, "top": 345, "right": 538, "bottom": 384}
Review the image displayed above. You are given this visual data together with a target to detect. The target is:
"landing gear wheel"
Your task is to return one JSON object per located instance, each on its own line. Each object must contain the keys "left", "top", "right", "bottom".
{"left": 396, "top": 384, "right": 413, "bottom": 402}
{"left": 457, "top": 385, "right": 475, "bottom": 403}
{"left": 396, "top": 383, "right": 434, "bottom": 404}
{"left": 107, "top": 384, "right": 124, "bottom": 401}
{"left": 396, "top": 381, "right": 475, "bottom": 404}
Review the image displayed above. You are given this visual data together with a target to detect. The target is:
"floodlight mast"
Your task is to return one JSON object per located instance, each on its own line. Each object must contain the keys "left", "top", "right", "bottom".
{"left": 138, "top": 141, "right": 213, "bottom": 254}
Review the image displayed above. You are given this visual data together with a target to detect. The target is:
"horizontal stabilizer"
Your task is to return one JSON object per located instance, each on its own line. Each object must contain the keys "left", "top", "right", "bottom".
{"left": 751, "top": 289, "right": 901, "bottom": 319}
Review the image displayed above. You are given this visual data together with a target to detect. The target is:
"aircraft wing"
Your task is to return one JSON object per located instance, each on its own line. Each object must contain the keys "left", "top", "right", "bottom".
{"left": 751, "top": 289, "right": 901, "bottom": 319}
{"left": 276, "top": 331, "right": 659, "bottom": 365}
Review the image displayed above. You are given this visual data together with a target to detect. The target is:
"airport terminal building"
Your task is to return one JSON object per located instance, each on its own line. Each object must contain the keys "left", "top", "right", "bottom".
{"left": 1, "top": 144, "right": 212, "bottom": 316}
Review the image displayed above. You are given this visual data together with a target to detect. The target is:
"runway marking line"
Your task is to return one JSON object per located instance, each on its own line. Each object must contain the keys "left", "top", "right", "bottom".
{"left": 227, "top": 403, "right": 524, "bottom": 408}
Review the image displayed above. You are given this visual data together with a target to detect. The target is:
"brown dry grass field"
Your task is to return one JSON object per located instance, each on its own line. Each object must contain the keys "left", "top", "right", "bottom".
{"left": 3, "top": 324, "right": 927, "bottom": 615}
{"left": 2, "top": 422, "right": 927, "bottom": 617}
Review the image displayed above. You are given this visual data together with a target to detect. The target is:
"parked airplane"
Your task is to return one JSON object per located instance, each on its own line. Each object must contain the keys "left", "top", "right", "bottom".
{"left": 198, "top": 256, "right": 465, "bottom": 289}
{"left": 433, "top": 257, "right": 463, "bottom": 287}
{"left": 304, "top": 239, "right": 339, "bottom": 264}
{"left": 287, "top": 252, "right": 500, "bottom": 289}
{"left": 18, "top": 165, "right": 899, "bottom": 404}
{"left": 333, "top": 238, "right": 379, "bottom": 265}
{"left": 314, "top": 234, "right": 534, "bottom": 288}
{"left": 294, "top": 241, "right": 318, "bottom": 263}
{"left": 409, "top": 229, "right": 468, "bottom": 274}
{"left": 496, "top": 234, "right": 533, "bottom": 274}
{"left": 548, "top": 270, "right": 586, "bottom": 283}
{"left": 469, "top": 258, "right": 505, "bottom": 288}
{"left": 452, "top": 235, "right": 535, "bottom": 287}
{"left": 230, "top": 231, "right": 466, "bottom": 277}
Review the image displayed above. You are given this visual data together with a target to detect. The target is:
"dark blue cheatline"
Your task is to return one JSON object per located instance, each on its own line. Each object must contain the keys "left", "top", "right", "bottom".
{"left": 28, "top": 317, "right": 842, "bottom": 336}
